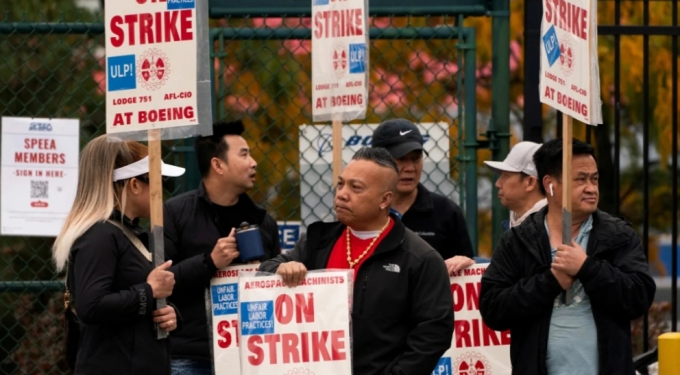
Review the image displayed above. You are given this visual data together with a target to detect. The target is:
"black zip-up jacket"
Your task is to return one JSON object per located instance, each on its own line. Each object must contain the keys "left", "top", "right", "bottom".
{"left": 480, "top": 208, "right": 656, "bottom": 375}
{"left": 259, "top": 215, "right": 453, "bottom": 375}
{"left": 68, "top": 212, "right": 178, "bottom": 375}
{"left": 400, "top": 184, "right": 474, "bottom": 259}
{"left": 164, "top": 184, "right": 280, "bottom": 361}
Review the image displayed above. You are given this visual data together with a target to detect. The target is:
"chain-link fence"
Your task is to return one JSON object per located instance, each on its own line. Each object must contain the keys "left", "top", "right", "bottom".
{"left": 210, "top": 15, "right": 475, "bottom": 225}
{"left": 0, "top": 9, "right": 476, "bottom": 374}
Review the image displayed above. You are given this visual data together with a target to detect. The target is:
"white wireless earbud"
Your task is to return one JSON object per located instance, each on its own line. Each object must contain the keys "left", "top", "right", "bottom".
{"left": 549, "top": 183, "right": 554, "bottom": 197}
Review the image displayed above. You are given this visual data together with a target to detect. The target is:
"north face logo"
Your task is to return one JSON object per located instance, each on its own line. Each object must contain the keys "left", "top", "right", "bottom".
{"left": 383, "top": 264, "right": 400, "bottom": 273}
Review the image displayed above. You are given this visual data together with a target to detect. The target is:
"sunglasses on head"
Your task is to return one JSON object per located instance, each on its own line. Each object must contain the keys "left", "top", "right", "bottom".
{"left": 135, "top": 176, "right": 150, "bottom": 184}
{"left": 132, "top": 175, "right": 170, "bottom": 184}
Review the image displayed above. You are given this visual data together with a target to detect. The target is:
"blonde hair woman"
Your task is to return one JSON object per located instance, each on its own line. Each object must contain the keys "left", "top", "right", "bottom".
{"left": 53, "top": 135, "right": 185, "bottom": 375}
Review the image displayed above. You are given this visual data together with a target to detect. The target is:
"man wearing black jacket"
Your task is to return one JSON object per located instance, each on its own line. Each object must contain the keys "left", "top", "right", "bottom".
{"left": 164, "top": 121, "right": 281, "bottom": 375}
{"left": 259, "top": 147, "right": 453, "bottom": 375}
{"left": 480, "top": 139, "right": 655, "bottom": 375}
{"left": 371, "top": 119, "right": 475, "bottom": 275}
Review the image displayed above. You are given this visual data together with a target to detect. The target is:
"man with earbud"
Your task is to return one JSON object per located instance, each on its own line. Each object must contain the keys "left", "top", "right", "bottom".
{"left": 484, "top": 141, "right": 546, "bottom": 230}
{"left": 479, "top": 138, "right": 655, "bottom": 375}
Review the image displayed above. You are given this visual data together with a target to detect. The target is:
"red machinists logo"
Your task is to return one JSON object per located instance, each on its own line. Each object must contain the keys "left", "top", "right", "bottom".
{"left": 332, "top": 44, "right": 347, "bottom": 79}
{"left": 454, "top": 352, "right": 491, "bottom": 375}
{"left": 558, "top": 36, "right": 574, "bottom": 76}
{"left": 137, "top": 48, "right": 171, "bottom": 90}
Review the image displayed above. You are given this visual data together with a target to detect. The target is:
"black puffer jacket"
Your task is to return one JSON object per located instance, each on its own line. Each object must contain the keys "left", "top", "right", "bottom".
{"left": 480, "top": 208, "right": 656, "bottom": 375}
{"left": 260, "top": 215, "right": 453, "bottom": 375}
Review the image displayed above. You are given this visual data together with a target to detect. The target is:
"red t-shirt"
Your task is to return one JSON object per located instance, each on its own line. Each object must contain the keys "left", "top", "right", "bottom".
{"left": 326, "top": 218, "right": 394, "bottom": 279}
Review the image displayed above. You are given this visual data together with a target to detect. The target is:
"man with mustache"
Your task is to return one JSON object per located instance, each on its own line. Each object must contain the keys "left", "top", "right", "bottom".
{"left": 163, "top": 121, "right": 281, "bottom": 375}
{"left": 371, "top": 119, "right": 475, "bottom": 275}
{"left": 259, "top": 147, "right": 453, "bottom": 375}
{"left": 480, "top": 138, "right": 655, "bottom": 375}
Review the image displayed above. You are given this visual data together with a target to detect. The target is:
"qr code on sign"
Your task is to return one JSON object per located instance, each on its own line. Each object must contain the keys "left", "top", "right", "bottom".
{"left": 31, "top": 181, "right": 48, "bottom": 199}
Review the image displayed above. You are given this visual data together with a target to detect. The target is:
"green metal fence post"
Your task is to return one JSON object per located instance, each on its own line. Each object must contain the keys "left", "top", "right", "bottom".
{"left": 491, "top": 0, "right": 511, "bottom": 249}
{"left": 456, "top": 22, "right": 466, "bottom": 216}
{"left": 461, "top": 28, "right": 479, "bottom": 256}
{"left": 217, "top": 30, "right": 226, "bottom": 122}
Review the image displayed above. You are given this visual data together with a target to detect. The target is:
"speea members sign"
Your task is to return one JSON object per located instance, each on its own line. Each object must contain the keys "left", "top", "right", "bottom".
{"left": 105, "top": 0, "right": 199, "bottom": 133}
{"left": 539, "top": 0, "right": 602, "bottom": 125}
{"left": 1, "top": 117, "right": 79, "bottom": 236}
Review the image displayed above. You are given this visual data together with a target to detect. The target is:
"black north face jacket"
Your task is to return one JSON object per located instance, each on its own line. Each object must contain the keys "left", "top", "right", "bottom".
{"left": 259, "top": 215, "right": 454, "bottom": 375}
{"left": 480, "top": 208, "right": 656, "bottom": 375}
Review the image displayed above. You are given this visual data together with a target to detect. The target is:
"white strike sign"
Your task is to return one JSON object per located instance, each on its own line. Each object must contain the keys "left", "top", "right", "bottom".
{"left": 238, "top": 271, "right": 353, "bottom": 375}
{"left": 211, "top": 265, "right": 260, "bottom": 375}
{"left": 433, "top": 264, "right": 511, "bottom": 375}
{"left": 1, "top": 117, "right": 79, "bottom": 236}
{"left": 105, "top": 0, "right": 199, "bottom": 133}
{"left": 539, "top": 0, "right": 602, "bottom": 125}
{"left": 311, "top": 0, "right": 369, "bottom": 122}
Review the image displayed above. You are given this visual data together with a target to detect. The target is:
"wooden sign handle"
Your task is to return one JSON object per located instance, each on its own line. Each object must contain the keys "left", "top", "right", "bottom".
{"left": 332, "top": 118, "right": 342, "bottom": 188}
{"left": 148, "top": 128, "right": 168, "bottom": 339}
{"left": 561, "top": 114, "right": 573, "bottom": 305}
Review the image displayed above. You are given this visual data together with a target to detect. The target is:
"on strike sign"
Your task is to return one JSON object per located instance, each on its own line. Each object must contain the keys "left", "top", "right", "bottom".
{"left": 432, "top": 264, "right": 511, "bottom": 375}
{"left": 311, "top": 0, "right": 369, "bottom": 122}
{"left": 105, "top": 0, "right": 199, "bottom": 133}
{"left": 238, "top": 271, "right": 353, "bottom": 375}
{"left": 539, "top": 0, "right": 602, "bottom": 125}
{"left": 211, "top": 265, "right": 260, "bottom": 375}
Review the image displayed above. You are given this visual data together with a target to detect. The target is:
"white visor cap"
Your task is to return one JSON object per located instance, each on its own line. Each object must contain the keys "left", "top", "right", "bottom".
{"left": 113, "top": 156, "right": 185, "bottom": 182}
{"left": 483, "top": 141, "right": 542, "bottom": 178}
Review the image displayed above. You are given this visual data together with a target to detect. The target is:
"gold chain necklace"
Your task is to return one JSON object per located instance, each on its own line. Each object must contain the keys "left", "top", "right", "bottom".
{"left": 346, "top": 218, "right": 391, "bottom": 268}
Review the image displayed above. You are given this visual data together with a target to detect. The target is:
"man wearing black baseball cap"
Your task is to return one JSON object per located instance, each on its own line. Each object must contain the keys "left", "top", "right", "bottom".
{"left": 372, "top": 119, "right": 475, "bottom": 275}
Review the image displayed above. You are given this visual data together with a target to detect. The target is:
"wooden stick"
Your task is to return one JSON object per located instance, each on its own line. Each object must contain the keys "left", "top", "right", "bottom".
{"left": 332, "top": 118, "right": 343, "bottom": 188}
{"left": 561, "top": 114, "right": 573, "bottom": 305}
{"left": 148, "top": 128, "right": 168, "bottom": 339}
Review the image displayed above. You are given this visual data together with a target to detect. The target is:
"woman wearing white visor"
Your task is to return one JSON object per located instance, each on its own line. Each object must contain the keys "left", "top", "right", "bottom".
{"left": 53, "top": 136, "right": 185, "bottom": 375}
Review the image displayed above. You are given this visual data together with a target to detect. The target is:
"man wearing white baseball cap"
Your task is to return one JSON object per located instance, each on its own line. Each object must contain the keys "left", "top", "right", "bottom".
{"left": 484, "top": 141, "right": 546, "bottom": 229}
